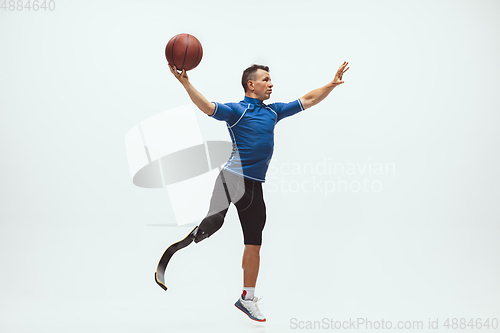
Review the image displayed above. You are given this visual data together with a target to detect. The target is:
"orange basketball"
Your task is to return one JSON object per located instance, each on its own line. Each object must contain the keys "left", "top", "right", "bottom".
{"left": 165, "top": 34, "right": 203, "bottom": 71}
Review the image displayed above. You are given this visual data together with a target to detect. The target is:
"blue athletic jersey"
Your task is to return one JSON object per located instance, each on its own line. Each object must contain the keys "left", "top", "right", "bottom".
{"left": 209, "top": 96, "right": 304, "bottom": 182}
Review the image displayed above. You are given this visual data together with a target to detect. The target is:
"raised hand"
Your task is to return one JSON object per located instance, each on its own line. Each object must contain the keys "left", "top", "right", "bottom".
{"left": 169, "top": 65, "right": 190, "bottom": 86}
{"left": 332, "top": 61, "right": 349, "bottom": 86}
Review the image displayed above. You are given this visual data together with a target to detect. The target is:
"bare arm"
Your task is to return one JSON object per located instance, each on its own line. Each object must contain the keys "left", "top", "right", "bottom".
{"left": 300, "top": 61, "right": 349, "bottom": 110}
{"left": 169, "top": 65, "right": 215, "bottom": 116}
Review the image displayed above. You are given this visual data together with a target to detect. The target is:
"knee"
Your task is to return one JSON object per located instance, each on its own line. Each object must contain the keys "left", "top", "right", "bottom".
{"left": 201, "top": 211, "right": 225, "bottom": 230}
{"left": 244, "top": 245, "right": 261, "bottom": 256}
{"left": 196, "top": 211, "right": 226, "bottom": 243}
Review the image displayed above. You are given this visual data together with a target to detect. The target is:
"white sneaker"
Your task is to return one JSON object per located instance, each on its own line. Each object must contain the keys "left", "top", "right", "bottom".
{"left": 234, "top": 294, "right": 266, "bottom": 322}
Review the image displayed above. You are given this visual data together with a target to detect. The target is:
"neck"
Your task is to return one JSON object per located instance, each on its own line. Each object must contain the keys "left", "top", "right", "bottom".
{"left": 245, "top": 92, "right": 263, "bottom": 101}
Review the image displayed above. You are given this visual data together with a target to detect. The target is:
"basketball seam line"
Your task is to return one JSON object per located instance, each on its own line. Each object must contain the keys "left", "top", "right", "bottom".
{"left": 181, "top": 34, "right": 189, "bottom": 70}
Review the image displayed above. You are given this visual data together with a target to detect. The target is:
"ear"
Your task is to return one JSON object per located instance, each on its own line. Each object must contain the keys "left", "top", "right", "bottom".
{"left": 247, "top": 80, "right": 254, "bottom": 91}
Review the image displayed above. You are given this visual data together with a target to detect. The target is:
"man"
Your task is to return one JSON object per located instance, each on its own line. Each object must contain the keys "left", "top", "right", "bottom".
{"left": 169, "top": 61, "right": 349, "bottom": 322}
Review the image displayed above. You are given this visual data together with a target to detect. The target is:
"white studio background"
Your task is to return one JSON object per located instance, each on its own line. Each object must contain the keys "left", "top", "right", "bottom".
{"left": 1, "top": 0, "right": 499, "bottom": 332}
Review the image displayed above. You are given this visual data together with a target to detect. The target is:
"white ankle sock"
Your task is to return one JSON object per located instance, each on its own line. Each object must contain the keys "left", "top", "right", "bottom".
{"left": 243, "top": 287, "right": 255, "bottom": 300}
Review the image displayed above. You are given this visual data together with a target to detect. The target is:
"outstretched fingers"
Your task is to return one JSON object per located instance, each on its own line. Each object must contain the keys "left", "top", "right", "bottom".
{"left": 336, "top": 61, "right": 349, "bottom": 81}
{"left": 338, "top": 61, "right": 349, "bottom": 72}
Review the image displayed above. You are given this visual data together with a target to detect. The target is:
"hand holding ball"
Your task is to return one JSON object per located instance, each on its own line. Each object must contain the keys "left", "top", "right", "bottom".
{"left": 165, "top": 34, "right": 203, "bottom": 71}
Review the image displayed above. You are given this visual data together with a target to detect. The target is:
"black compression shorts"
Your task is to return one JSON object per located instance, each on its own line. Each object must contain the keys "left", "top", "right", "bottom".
{"left": 204, "top": 169, "right": 266, "bottom": 245}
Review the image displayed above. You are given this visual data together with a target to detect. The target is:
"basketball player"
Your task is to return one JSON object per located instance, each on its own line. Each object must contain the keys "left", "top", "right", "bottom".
{"left": 169, "top": 61, "right": 349, "bottom": 321}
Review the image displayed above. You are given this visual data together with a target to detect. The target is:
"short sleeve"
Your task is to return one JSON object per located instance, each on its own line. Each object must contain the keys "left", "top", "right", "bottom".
{"left": 269, "top": 99, "right": 304, "bottom": 123}
{"left": 209, "top": 102, "right": 234, "bottom": 122}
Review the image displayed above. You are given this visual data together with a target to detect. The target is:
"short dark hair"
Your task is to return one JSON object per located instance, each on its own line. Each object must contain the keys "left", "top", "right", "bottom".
{"left": 241, "top": 64, "right": 270, "bottom": 92}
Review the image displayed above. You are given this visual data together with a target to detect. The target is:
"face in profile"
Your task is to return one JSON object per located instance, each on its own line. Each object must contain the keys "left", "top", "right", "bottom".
{"left": 249, "top": 69, "right": 273, "bottom": 100}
